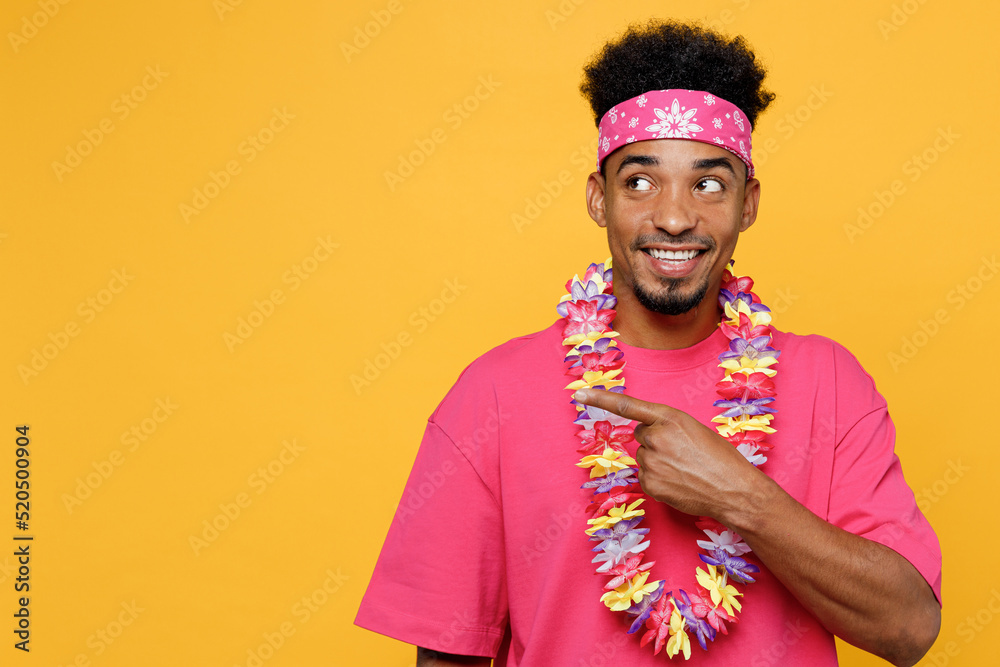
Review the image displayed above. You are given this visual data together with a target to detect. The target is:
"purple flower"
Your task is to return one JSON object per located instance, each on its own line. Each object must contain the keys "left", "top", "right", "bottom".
{"left": 712, "top": 397, "right": 776, "bottom": 418}
{"left": 581, "top": 468, "right": 638, "bottom": 494}
{"left": 591, "top": 521, "right": 651, "bottom": 573}
{"left": 674, "top": 589, "right": 717, "bottom": 650}
{"left": 718, "top": 290, "right": 772, "bottom": 314}
{"left": 556, "top": 280, "right": 618, "bottom": 317}
{"left": 719, "top": 336, "right": 780, "bottom": 362}
{"left": 699, "top": 548, "right": 760, "bottom": 584}
{"left": 590, "top": 517, "right": 646, "bottom": 545}
{"left": 626, "top": 580, "right": 665, "bottom": 633}
{"left": 564, "top": 337, "right": 619, "bottom": 365}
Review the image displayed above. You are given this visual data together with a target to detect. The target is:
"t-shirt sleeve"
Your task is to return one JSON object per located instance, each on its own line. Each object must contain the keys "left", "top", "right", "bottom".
{"left": 354, "top": 418, "right": 508, "bottom": 656}
{"left": 825, "top": 341, "right": 942, "bottom": 603}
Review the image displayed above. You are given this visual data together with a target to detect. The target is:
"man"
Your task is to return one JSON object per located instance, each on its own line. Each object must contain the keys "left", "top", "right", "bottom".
{"left": 356, "top": 21, "right": 941, "bottom": 666}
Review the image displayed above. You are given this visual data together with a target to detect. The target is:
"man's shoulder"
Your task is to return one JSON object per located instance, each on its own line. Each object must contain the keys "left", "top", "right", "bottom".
{"left": 428, "top": 319, "right": 565, "bottom": 426}
{"left": 771, "top": 327, "right": 886, "bottom": 407}
{"left": 772, "top": 328, "right": 871, "bottom": 369}
{"left": 459, "top": 319, "right": 566, "bottom": 375}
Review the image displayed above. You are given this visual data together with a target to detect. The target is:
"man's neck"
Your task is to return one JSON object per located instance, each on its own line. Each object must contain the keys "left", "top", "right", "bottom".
{"left": 611, "top": 289, "right": 722, "bottom": 351}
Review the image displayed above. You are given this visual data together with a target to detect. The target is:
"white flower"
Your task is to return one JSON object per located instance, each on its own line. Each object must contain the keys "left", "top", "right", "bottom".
{"left": 625, "top": 135, "right": 635, "bottom": 143}
{"left": 592, "top": 531, "right": 650, "bottom": 571}
{"left": 713, "top": 137, "right": 724, "bottom": 144}
{"left": 628, "top": 117, "right": 638, "bottom": 128}
{"left": 576, "top": 406, "right": 632, "bottom": 428}
{"left": 609, "top": 107, "right": 618, "bottom": 122}
{"left": 644, "top": 99, "right": 703, "bottom": 138}
{"left": 737, "top": 442, "right": 766, "bottom": 466}
{"left": 696, "top": 529, "right": 751, "bottom": 556}
{"left": 636, "top": 94, "right": 647, "bottom": 107}
{"left": 734, "top": 110, "right": 745, "bottom": 131}
{"left": 704, "top": 94, "right": 716, "bottom": 105}
{"left": 601, "top": 136, "right": 610, "bottom": 152}
{"left": 738, "top": 140, "right": 749, "bottom": 159}
{"left": 713, "top": 118, "right": 723, "bottom": 129}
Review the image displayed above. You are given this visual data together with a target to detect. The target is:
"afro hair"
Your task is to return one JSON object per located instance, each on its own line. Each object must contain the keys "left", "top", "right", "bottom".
{"left": 581, "top": 20, "right": 775, "bottom": 130}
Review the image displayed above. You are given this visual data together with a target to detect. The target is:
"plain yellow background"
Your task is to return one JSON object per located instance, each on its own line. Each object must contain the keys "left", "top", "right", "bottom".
{"left": 2, "top": 0, "right": 996, "bottom": 665}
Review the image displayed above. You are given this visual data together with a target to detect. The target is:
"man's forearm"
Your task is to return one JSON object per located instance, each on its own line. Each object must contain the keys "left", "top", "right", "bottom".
{"left": 416, "top": 647, "right": 492, "bottom": 666}
{"left": 724, "top": 472, "right": 940, "bottom": 667}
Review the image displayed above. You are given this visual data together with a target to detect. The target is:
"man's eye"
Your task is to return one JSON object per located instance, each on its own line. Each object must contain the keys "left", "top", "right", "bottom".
{"left": 628, "top": 177, "right": 653, "bottom": 191}
{"left": 696, "top": 179, "right": 723, "bottom": 193}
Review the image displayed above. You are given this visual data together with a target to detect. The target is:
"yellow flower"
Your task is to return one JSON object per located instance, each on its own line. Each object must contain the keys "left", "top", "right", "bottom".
{"left": 565, "top": 369, "right": 625, "bottom": 391}
{"left": 599, "top": 571, "right": 659, "bottom": 611}
{"left": 585, "top": 499, "right": 645, "bottom": 535}
{"left": 723, "top": 300, "right": 772, "bottom": 328}
{"left": 696, "top": 565, "right": 743, "bottom": 616}
{"left": 712, "top": 414, "right": 776, "bottom": 437}
{"left": 577, "top": 448, "right": 637, "bottom": 479}
{"left": 719, "top": 355, "right": 778, "bottom": 377}
{"left": 665, "top": 605, "right": 692, "bottom": 659}
{"left": 562, "top": 330, "right": 620, "bottom": 347}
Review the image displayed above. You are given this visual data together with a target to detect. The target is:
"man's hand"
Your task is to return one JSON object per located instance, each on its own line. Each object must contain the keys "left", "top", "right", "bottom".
{"left": 572, "top": 386, "right": 940, "bottom": 667}
{"left": 573, "top": 387, "right": 759, "bottom": 523}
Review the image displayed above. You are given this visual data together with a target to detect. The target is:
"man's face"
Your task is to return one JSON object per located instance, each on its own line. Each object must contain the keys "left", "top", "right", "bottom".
{"left": 585, "top": 139, "right": 760, "bottom": 317}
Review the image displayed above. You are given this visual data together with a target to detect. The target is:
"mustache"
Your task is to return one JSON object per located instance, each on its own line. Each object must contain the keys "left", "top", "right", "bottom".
{"left": 629, "top": 232, "right": 717, "bottom": 252}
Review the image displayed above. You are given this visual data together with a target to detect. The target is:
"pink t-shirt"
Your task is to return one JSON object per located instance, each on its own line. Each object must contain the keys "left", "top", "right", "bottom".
{"left": 356, "top": 322, "right": 942, "bottom": 665}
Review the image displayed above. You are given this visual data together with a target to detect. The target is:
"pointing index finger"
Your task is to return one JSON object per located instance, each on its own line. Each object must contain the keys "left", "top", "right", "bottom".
{"left": 573, "top": 388, "right": 672, "bottom": 425}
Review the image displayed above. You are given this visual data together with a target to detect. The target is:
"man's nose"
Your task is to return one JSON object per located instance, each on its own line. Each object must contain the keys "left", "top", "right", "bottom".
{"left": 649, "top": 186, "right": 697, "bottom": 236}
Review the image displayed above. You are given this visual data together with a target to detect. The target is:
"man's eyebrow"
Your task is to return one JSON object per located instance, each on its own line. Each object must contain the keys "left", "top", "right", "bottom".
{"left": 692, "top": 156, "right": 738, "bottom": 177}
{"left": 616, "top": 154, "right": 659, "bottom": 175}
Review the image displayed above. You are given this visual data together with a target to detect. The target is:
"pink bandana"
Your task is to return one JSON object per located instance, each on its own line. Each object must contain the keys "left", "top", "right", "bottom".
{"left": 596, "top": 89, "right": 754, "bottom": 177}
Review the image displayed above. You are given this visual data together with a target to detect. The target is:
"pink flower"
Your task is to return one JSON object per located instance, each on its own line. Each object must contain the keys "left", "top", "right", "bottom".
{"left": 562, "top": 300, "right": 615, "bottom": 338}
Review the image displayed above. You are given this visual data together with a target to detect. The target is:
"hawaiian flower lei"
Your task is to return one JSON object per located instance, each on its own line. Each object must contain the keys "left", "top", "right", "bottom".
{"left": 559, "top": 258, "right": 780, "bottom": 659}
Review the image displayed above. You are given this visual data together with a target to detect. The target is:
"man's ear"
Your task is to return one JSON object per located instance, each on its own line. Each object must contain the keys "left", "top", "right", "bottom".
{"left": 739, "top": 177, "right": 760, "bottom": 232}
{"left": 586, "top": 171, "right": 608, "bottom": 228}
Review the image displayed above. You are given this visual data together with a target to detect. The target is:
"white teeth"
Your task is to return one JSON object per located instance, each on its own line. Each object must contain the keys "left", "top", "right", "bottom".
{"left": 648, "top": 248, "right": 698, "bottom": 261}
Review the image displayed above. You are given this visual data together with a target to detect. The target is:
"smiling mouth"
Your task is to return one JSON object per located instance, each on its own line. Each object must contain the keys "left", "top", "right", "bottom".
{"left": 642, "top": 248, "right": 704, "bottom": 261}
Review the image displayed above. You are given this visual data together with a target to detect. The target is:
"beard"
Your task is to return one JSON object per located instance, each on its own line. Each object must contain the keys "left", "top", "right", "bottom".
{"left": 631, "top": 273, "right": 710, "bottom": 315}
{"left": 627, "top": 232, "right": 716, "bottom": 315}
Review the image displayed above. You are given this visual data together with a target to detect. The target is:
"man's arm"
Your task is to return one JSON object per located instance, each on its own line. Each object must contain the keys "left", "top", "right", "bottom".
{"left": 573, "top": 388, "right": 941, "bottom": 667}
{"left": 417, "top": 647, "right": 492, "bottom": 666}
